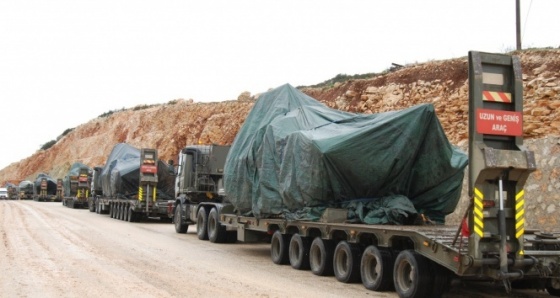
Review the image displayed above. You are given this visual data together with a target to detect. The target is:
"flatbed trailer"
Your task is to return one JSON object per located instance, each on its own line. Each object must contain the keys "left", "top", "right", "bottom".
{"left": 219, "top": 212, "right": 560, "bottom": 293}
{"left": 173, "top": 52, "right": 560, "bottom": 297}
{"left": 62, "top": 166, "right": 92, "bottom": 209}
{"left": 100, "top": 148, "right": 174, "bottom": 222}
{"left": 106, "top": 196, "right": 172, "bottom": 222}
{"left": 33, "top": 176, "right": 59, "bottom": 202}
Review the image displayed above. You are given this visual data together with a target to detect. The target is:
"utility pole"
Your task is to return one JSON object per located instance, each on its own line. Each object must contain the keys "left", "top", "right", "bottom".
{"left": 516, "top": 0, "right": 522, "bottom": 50}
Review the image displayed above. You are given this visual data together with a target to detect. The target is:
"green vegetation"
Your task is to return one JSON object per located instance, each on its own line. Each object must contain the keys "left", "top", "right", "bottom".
{"left": 98, "top": 107, "right": 125, "bottom": 118}
{"left": 132, "top": 104, "right": 156, "bottom": 111}
{"left": 41, "top": 140, "right": 56, "bottom": 151}
{"left": 61, "top": 127, "right": 74, "bottom": 137}
{"left": 98, "top": 110, "right": 115, "bottom": 118}
{"left": 298, "top": 72, "right": 382, "bottom": 89}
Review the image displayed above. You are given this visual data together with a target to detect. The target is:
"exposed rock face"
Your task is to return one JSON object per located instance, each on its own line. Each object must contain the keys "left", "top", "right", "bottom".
{"left": 1, "top": 49, "right": 559, "bottom": 230}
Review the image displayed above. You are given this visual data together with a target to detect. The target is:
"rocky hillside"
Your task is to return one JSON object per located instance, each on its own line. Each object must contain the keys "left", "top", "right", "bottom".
{"left": 1, "top": 49, "right": 559, "bottom": 229}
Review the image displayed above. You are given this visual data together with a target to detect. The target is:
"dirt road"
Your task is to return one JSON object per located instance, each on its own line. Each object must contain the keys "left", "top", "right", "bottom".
{"left": 0, "top": 201, "right": 553, "bottom": 298}
{"left": 0, "top": 201, "right": 392, "bottom": 298}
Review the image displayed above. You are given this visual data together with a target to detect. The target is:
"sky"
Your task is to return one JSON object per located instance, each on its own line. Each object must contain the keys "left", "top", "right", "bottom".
{"left": 0, "top": 0, "right": 559, "bottom": 172}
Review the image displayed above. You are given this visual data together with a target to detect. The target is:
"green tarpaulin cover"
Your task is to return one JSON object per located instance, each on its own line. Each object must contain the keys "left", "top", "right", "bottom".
{"left": 100, "top": 143, "right": 175, "bottom": 200}
{"left": 224, "top": 84, "right": 467, "bottom": 224}
{"left": 63, "top": 162, "right": 91, "bottom": 197}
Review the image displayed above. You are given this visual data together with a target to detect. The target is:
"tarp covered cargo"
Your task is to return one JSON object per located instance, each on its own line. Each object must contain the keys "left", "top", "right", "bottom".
{"left": 19, "top": 180, "right": 33, "bottom": 192}
{"left": 63, "top": 162, "right": 91, "bottom": 197}
{"left": 100, "top": 143, "right": 175, "bottom": 200}
{"left": 224, "top": 84, "right": 468, "bottom": 224}
{"left": 34, "top": 173, "right": 57, "bottom": 195}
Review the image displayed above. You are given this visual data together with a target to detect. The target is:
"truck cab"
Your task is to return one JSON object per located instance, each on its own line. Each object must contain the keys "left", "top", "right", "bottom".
{"left": 0, "top": 187, "right": 7, "bottom": 200}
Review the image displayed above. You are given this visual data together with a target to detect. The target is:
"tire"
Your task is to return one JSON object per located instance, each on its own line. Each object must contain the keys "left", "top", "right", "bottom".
{"left": 333, "top": 241, "right": 362, "bottom": 283}
{"left": 226, "top": 231, "right": 238, "bottom": 243}
{"left": 109, "top": 203, "right": 114, "bottom": 218}
{"left": 123, "top": 205, "right": 129, "bottom": 222}
{"left": 118, "top": 205, "right": 124, "bottom": 220}
{"left": 289, "top": 234, "right": 310, "bottom": 270}
{"left": 89, "top": 200, "right": 95, "bottom": 212}
{"left": 309, "top": 237, "right": 335, "bottom": 276}
{"left": 430, "top": 262, "right": 451, "bottom": 298}
{"left": 361, "top": 245, "right": 394, "bottom": 291}
{"left": 197, "top": 207, "right": 208, "bottom": 240}
{"left": 174, "top": 204, "right": 188, "bottom": 234}
{"left": 393, "top": 250, "right": 433, "bottom": 298}
{"left": 270, "top": 230, "right": 289, "bottom": 265}
{"left": 208, "top": 208, "right": 227, "bottom": 243}
{"left": 127, "top": 208, "right": 134, "bottom": 222}
{"left": 547, "top": 277, "right": 560, "bottom": 296}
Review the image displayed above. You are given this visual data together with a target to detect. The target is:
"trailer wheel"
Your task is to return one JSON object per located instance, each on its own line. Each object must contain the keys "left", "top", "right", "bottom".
{"left": 333, "top": 241, "right": 361, "bottom": 283}
{"left": 430, "top": 262, "right": 451, "bottom": 297}
{"left": 289, "top": 234, "right": 310, "bottom": 270}
{"left": 361, "top": 245, "right": 394, "bottom": 291}
{"left": 174, "top": 204, "right": 188, "bottom": 233}
{"left": 197, "top": 207, "right": 209, "bottom": 240}
{"left": 89, "top": 200, "right": 95, "bottom": 212}
{"left": 393, "top": 250, "right": 433, "bottom": 298}
{"left": 309, "top": 237, "right": 334, "bottom": 276}
{"left": 127, "top": 208, "right": 134, "bottom": 222}
{"left": 109, "top": 203, "right": 114, "bottom": 218}
{"left": 208, "top": 208, "right": 227, "bottom": 243}
{"left": 119, "top": 205, "right": 124, "bottom": 220}
{"left": 546, "top": 277, "right": 560, "bottom": 296}
{"left": 96, "top": 200, "right": 100, "bottom": 214}
{"left": 270, "top": 230, "right": 289, "bottom": 265}
{"left": 123, "top": 205, "right": 129, "bottom": 221}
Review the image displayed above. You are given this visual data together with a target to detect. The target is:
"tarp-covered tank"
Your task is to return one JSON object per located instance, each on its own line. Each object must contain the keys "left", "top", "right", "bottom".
{"left": 34, "top": 173, "right": 57, "bottom": 195}
{"left": 224, "top": 84, "right": 468, "bottom": 224}
{"left": 100, "top": 143, "right": 175, "bottom": 200}
{"left": 63, "top": 162, "right": 91, "bottom": 197}
{"left": 18, "top": 180, "right": 34, "bottom": 199}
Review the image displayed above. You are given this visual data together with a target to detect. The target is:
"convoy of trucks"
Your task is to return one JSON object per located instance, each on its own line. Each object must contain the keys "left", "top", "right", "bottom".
{"left": 1, "top": 51, "right": 559, "bottom": 297}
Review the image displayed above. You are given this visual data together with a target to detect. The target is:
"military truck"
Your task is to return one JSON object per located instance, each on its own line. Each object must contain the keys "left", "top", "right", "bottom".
{"left": 7, "top": 184, "right": 18, "bottom": 200}
{"left": 172, "top": 52, "right": 560, "bottom": 297}
{"left": 18, "top": 180, "right": 34, "bottom": 200}
{"left": 88, "top": 166, "right": 104, "bottom": 213}
{"left": 62, "top": 163, "right": 91, "bottom": 208}
{"left": 33, "top": 173, "right": 59, "bottom": 202}
{"left": 56, "top": 179, "right": 64, "bottom": 202}
{"left": 94, "top": 144, "right": 175, "bottom": 222}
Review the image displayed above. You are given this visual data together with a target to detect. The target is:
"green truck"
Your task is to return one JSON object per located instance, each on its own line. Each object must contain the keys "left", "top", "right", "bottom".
{"left": 171, "top": 52, "right": 560, "bottom": 297}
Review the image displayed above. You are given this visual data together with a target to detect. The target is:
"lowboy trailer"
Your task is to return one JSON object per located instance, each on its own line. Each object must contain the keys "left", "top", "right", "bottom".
{"left": 172, "top": 52, "right": 560, "bottom": 298}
